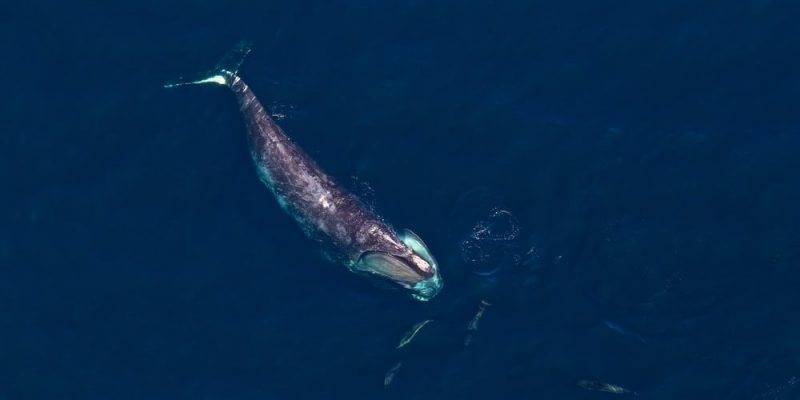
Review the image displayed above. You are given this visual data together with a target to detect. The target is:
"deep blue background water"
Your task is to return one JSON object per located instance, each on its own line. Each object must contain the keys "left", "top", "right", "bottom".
{"left": 4, "top": 1, "right": 800, "bottom": 399}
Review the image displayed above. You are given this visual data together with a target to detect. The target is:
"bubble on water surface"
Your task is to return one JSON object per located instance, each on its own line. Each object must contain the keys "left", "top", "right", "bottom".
{"left": 460, "top": 207, "right": 524, "bottom": 276}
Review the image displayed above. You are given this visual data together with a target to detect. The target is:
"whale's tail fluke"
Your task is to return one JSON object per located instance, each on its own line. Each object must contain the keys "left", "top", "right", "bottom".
{"left": 163, "top": 41, "right": 252, "bottom": 89}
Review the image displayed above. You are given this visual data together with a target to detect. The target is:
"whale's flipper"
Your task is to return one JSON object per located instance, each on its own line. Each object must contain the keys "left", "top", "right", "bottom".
{"left": 163, "top": 41, "right": 252, "bottom": 89}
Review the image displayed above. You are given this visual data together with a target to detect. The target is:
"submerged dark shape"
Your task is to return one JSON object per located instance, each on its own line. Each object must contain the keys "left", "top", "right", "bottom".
{"left": 577, "top": 380, "right": 632, "bottom": 395}
{"left": 166, "top": 44, "right": 442, "bottom": 301}
{"left": 603, "top": 320, "right": 647, "bottom": 344}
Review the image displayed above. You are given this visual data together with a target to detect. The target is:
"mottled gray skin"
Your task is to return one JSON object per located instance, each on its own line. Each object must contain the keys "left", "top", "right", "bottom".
{"left": 221, "top": 72, "right": 441, "bottom": 299}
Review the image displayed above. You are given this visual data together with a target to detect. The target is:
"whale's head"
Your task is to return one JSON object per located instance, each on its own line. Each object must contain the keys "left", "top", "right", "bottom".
{"left": 354, "top": 229, "right": 443, "bottom": 301}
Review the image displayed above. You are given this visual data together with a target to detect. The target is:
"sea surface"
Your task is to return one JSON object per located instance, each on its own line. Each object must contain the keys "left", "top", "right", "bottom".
{"left": 4, "top": 1, "right": 800, "bottom": 399}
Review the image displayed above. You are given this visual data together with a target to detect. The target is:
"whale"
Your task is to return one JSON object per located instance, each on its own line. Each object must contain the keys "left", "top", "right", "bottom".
{"left": 166, "top": 44, "right": 442, "bottom": 301}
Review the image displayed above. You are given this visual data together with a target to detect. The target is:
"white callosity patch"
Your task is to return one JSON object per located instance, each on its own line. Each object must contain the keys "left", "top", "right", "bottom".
{"left": 409, "top": 253, "right": 432, "bottom": 274}
{"left": 318, "top": 194, "right": 333, "bottom": 210}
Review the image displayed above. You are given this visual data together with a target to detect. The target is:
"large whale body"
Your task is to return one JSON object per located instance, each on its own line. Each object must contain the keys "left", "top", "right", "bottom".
{"left": 167, "top": 45, "right": 442, "bottom": 301}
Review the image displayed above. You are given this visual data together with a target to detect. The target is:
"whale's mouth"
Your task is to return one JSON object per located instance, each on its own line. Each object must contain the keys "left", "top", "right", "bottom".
{"left": 356, "top": 252, "right": 429, "bottom": 284}
{"left": 351, "top": 229, "right": 442, "bottom": 301}
{"left": 354, "top": 251, "right": 442, "bottom": 301}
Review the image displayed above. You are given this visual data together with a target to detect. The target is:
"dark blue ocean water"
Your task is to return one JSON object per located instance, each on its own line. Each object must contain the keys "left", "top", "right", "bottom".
{"left": 4, "top": 1, "right": 800, "bottom": 399}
